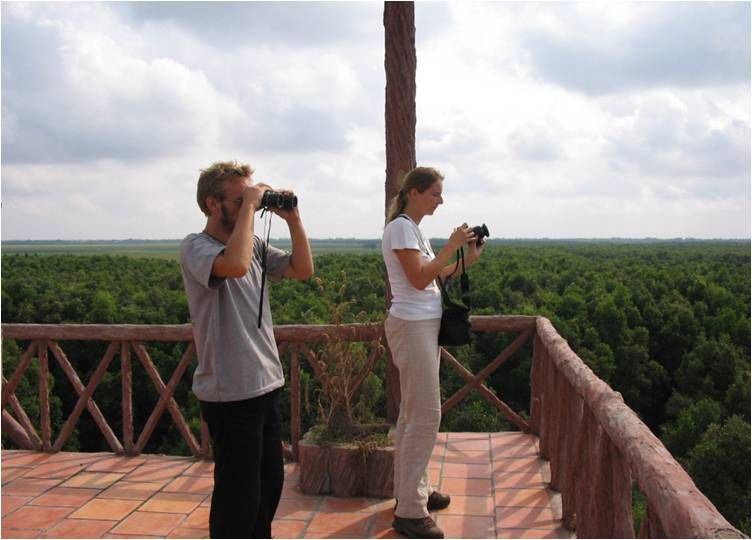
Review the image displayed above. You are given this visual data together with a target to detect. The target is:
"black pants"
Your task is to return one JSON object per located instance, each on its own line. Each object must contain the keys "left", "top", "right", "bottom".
{"left": 200, "top": 389, "right": 284, "bottom": 539}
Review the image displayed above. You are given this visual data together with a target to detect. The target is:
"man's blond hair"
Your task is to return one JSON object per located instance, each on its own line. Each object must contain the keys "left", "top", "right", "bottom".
{"left": 196, "top": 160, "right": 254, "bottom": 216}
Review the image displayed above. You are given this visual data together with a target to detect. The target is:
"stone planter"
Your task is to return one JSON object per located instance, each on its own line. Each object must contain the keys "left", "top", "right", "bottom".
{"left": 298, "top": 428, "right": 394, "bottom": 498}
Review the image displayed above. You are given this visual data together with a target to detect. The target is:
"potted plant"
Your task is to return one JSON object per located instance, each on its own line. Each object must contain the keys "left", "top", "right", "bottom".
{"left": 298, "top": 274, "right": 394, "bottom": 498}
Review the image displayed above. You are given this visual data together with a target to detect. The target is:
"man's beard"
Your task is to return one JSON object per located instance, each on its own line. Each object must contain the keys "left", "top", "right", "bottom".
{"left": 220, "top": 203, "right": 235, "bottom": 230}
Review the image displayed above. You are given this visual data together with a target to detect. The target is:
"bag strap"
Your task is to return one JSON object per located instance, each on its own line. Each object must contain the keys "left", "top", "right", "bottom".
{"left": 458, "top": 248, "right": 470, "bottom": 307}
{"left": 437, "top": 247, "right": 470, "bottom": 309}
{"left": 398, "top": 214, "right": 430, "bottom": 256}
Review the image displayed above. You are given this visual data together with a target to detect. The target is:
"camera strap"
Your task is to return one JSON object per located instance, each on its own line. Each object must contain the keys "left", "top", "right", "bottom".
{"left": 257, "top": 209, "right": 273, "bottom": 328}
{"left": 437, "top": 247, "right": 470, "bottom": 309}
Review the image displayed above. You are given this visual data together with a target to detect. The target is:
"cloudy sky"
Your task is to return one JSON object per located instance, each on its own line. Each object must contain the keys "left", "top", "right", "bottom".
{"left": 1, "top": 1, "right": 749, "bottom": 240}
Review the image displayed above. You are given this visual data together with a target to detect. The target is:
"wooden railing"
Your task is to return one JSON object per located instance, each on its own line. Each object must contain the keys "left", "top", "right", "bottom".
{"left": 0, "top": 317, "right": 534, "bottom": 460}
{"left": 2, "top": 325, "right": 203, "bottom": 457}
{"left": 1, "top": 318, "right": 743, "bottom": 538}
{"left": 531, "top": 318, "right": 743, "bottom": 538}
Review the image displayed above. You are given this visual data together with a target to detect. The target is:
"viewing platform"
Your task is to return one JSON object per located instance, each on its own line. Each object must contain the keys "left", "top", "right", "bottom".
{"left": 1, "top": 318, "right": 743, "bottom": 538}
{"left": 2, "top": 432, "right": 568, "bottom": 539}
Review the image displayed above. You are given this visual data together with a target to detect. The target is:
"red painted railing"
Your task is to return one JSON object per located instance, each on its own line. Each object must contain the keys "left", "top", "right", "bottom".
{"left": 1, "top": 318, "right": 743, "bottom": 538}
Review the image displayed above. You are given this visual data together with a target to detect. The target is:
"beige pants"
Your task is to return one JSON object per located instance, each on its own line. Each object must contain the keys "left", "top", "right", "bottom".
{"left": 385, "top": 314, "right": 442, "bottom": 519}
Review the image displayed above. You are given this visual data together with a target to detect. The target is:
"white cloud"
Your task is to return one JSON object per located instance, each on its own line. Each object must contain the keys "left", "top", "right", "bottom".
{"left": 2, "top": 3, "right": 245, "bottom": 164}
{"left": 519, "top": 2, "right": 750, "bottom": 94}
{"left": 1, "top": 2, "right": 749, "bottom": 240}
{"left": 604, "top": 90, "right": 750, "bottom": 192}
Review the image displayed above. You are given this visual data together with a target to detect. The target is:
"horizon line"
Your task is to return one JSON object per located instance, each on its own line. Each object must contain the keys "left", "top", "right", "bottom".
{"left": 2, "top": 237, "right": 750, "bottom": 243}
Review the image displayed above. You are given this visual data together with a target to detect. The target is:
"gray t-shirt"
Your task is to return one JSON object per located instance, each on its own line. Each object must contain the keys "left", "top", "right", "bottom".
{"left": 180, "top": 232, "right": 291, "bottom": 402}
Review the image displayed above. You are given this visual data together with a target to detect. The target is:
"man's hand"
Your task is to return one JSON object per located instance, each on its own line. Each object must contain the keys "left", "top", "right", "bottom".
{"left": 243, "top": 183, "right": 271, "bottom": 211}
{"left": 269, "top": 189, "right": 301, "bottom": 222}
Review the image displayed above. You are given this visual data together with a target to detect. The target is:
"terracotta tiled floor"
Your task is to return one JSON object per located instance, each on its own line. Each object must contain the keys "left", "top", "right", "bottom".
{"left": 1, "top": 432, "right": 572, "bottom": 538}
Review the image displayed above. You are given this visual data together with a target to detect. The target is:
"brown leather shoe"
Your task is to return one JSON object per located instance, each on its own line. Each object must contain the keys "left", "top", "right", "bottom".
{"left": 427, "top": 491, "right": 451, "bottom": 511}
{"left": 392, "top": 515, "right": 445, "bottom": 539}
{"left": 394, "top": 491, "right": 452, "bottom": 513}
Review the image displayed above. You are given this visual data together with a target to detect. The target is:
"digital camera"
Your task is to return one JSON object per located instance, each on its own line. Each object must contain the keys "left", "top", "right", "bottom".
{"left": 472, "top": 224, "right": 490, "bottom": 246}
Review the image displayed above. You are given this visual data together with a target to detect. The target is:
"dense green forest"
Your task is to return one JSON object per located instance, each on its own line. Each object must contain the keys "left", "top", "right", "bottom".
{"left": 1, "top": 242, "right": 749, "bottom": 533}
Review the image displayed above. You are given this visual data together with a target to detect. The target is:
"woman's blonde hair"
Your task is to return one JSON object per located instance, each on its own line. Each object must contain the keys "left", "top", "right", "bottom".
{"left": 386, "top": 166, "right": 444, "bottom": 222}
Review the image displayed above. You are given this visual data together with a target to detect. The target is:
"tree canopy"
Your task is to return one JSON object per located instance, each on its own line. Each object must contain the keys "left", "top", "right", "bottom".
{"left": 1, "top": 241, "right": 749, "bottom": 533}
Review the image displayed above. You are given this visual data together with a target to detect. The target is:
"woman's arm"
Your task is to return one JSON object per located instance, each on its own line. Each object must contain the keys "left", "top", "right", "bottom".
{"left": 437, "top": 239, "right": 486, "bottom": 280}
{"left": 394, "top": 226, "right": 475, "bottom": 290}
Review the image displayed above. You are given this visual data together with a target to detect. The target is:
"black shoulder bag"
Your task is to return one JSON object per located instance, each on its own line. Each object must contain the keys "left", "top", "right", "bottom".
{"left": 437, "top": 248, "right": 473, "bottom": 346}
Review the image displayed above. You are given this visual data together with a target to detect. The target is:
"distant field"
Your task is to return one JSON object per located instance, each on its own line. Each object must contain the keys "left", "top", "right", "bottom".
{"left": 2, "top": 238, "right": 747, "bottom": 260}
{"left": 1, "top": 239, "right": 382, "bottom": 259}
{"left": 1, "top": 241, "right": 183, "bottom": 259}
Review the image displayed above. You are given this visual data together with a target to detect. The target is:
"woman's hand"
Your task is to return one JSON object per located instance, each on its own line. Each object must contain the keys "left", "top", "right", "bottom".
{"left": 447, "top": 224, "right": 475, "bottom": 251}
{"left": 465, "top": 238, "right": 485, "bottom": 265}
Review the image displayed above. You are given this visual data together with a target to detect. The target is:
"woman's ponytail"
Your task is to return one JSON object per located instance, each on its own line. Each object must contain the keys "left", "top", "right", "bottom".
{"left": 385, "top": 166, "right": 444, "bottom": 223}
{"left": 386, "top": 190, "right": 408, "bottom": 222}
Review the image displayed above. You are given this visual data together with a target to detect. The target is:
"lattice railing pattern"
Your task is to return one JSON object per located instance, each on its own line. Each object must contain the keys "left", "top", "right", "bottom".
{"left": 1, "top": 318, "right": 534, "bottom": 461}
{"left": 1, "top": 334, "right": 200, "bottom": 457}
{"left": 1, "top": 317, "right": 742, "bottom": 538}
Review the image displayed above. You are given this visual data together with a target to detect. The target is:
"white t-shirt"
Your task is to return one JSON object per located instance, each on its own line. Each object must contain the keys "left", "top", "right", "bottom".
{"left": 382, "top": 215, "right": 442, "bottom": 320}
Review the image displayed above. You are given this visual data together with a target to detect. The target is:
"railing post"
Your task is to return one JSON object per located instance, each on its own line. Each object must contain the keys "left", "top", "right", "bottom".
{"left": 610, "top": 441, "right": 635, "bottom": 537}
{"left": 121, "top": 341, "right": 134, "bottom": 455}
{"left": 583, "top": 418, "right": 610, "bottom": 538}
{"left": 551, "top": 371, "right": 571, "bottom": 494}
{"left": 538, "top": 344, "right": 554, "bottom": 461}
{"left": 574, "top": 407, "right": 597, "bottom": 537}
{"left": 639, "top": 502, "right": 666, "bottom": 538}
{"left": 290, "top": 344, "right": 301, "bottom": 461}
{"left": 529, "top": 329, "right": 544, "bottom": 435}
{"left": 38, "top": 340, "right": 52, "bottom": 451}
{"left": 547, "top": 368, "right": 565, "bottom": 489}
{"left": 563, "top": 393, "right": 585, "bottom": 531}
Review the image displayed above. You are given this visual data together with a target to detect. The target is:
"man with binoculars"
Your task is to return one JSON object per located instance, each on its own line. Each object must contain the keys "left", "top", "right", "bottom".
{"left": 180, "top": 160, "right": 313, "bottom": 538}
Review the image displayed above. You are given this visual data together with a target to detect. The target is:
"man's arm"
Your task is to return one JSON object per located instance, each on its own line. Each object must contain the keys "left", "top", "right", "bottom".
{"left": 283, "top": 215, "right": 314, "bottom": 280}
{"left": 211, "top": 184, "right": 268, "bottom": 278}
{"left": 211, "top": 204, "right": 255, "bottom": 278}
{"left": 271, "top": 193, "right": 313, "bottom": 280}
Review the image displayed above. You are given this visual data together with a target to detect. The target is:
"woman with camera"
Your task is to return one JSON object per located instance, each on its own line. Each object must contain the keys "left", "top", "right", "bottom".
{"left": 382, "top": 166, "right": 485, "bottom": 539}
